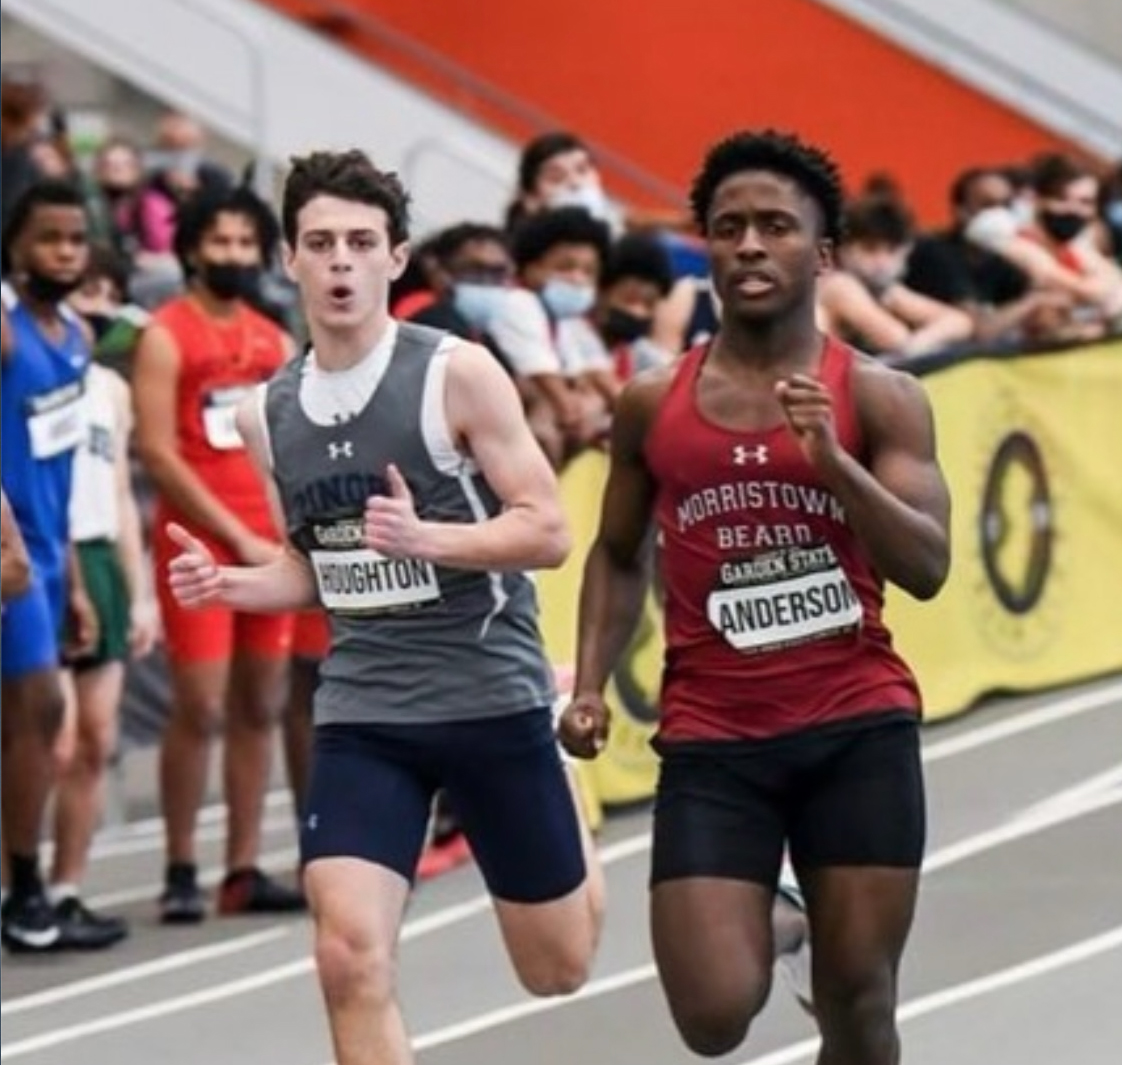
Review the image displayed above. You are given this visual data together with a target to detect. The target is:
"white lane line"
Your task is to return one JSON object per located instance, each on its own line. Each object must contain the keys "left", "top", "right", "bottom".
{"left": 0, "top": 828, "right": 663, "bottom": 1059}
{"left": 740, "top": 925, "right": 1122, "bottom": 1065}
{"left": 412, "top": 964, "right": 658, "bottom": 1051}
{"left": 0, "top": 960, "right": 314, "bottom": 1060}
{"left": 0, "top": 928, "right": 291, "bottom": 1017}
{"left": 1014, "top": 763, "right": 1122, "bottom": 822}
{"left": 921, "top": 681, "right": 1121, "bottom": 764}
{"left": 62, "top": 790, "right": 294, "bottom": 861}
{"left": 9, "top": 683, "right": 1115, "bottom": 1059}
{"left": 381, "top": 788, "right": 1122, "bottom": 1058}
{"left": 83, "top": 847, "right": 300, "bottom": 910}
{"left": 77, "top": 679, "right": 1119, "bottom": 861}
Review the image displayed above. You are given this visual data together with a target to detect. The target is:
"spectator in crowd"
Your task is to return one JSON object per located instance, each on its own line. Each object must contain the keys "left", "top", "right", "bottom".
{"left": 904, "top": 166, "right": 1069, "bottom": 347}
{"left": 965, "top": 153, "right": 1122, "bottom": 336}
{"left": 489, "top": 206, "right": 615, "bottom": 467}
{"left": 505, "top": 131, "right": 620, "bottom": 232}
{"left": 132, "top": 184, "right": 304, "bottom": 923}
{"left": 1, "top": 180, "right": 97, "bottom": 953}
{"left": 591, "top": 230, "right": 676, "bottom": 381}
{"left": 817, "top": 194, "right": 974, "bottom": 356}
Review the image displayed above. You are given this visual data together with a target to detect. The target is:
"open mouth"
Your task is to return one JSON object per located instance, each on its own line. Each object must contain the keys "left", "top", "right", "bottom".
{"left": 327, "top": 285, "right": 355, "bottom": 307}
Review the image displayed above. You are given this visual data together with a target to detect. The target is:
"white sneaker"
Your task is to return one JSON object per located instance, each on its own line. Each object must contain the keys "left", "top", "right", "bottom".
{"left": 775, "top": 880, "right": 814, "bottom": 1015}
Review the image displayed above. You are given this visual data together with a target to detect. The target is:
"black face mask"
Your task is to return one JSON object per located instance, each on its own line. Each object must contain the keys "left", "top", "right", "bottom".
{"left": 602, "top": 307, "right": 653, "bottom": 346}
{"left": 23, "top": 270, "right": 83, "bottom": 306}
{"left": 85, "top": 313, "right": 115, "bottom": 340}
{"left": 1038, "top": 210, "right": 1087, "bottom": 244}
{"left": 199, "top": 261, "right": 260, "bottom": 301}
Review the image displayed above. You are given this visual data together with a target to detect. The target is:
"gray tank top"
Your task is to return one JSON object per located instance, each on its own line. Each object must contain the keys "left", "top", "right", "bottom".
{"left": 264, "top": 323, "right": 554, "bottom": 724}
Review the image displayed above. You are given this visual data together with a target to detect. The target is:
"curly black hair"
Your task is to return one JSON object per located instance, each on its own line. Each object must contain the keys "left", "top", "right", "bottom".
{"left": 281, "top": 149, "right": 411, "bottom": 247}
{"left": 689, "top": 129, "right": 844, "bottom": 244}
{"left": 601, "top": 232, "right": 674, "bottom": 296}
{"left": 173, "top": 184, "right": 281, "bottom": 277}
{"left": 510, "top": 206, "right": 611, "bottom": 272}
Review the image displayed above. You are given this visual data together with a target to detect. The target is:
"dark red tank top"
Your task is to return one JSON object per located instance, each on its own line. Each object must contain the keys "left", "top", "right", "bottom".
{"left": 645, "top": 336, "right": 920, "bottom": 740}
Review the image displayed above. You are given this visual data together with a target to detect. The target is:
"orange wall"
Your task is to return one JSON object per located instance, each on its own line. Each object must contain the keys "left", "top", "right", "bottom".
{"left": 268, "top": 0, "right": 1088, "bottom": 223}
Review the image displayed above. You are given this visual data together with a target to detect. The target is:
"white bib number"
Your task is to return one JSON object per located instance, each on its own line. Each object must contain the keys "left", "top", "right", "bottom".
{"left": 202, "top": 386, "right": 252, "bottom": 451}
{"left": 707, "top": 545, "right": 862, "bottom": 654}
{"left": 27, "top": 381, "right": 86, "bottom": 459}
{"left": 310, "top": 548, "right": 441, "bottom": 615}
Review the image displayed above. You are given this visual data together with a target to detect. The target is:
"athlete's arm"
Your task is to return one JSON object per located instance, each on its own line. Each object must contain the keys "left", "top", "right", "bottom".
{"left": 779, "top": 360, "right": 951, "bottom": 600}
{"left": 572, "top": 370, "right": 667, "bottom": 697}
{"left": 1, "top": 490, "right": 31, "bottom": 602}
{"left": 0, "top": 304, "right": 12, "bottom": 364}
{"left": 132, "top": 322, "right": 273, "bottom": 561}
{"left": 401, "top": 341, "right": 571, "bottom": 572}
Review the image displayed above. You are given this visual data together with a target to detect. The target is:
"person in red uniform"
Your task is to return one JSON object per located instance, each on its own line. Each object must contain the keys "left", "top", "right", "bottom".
{"left": 559, "top": 130, "right": 951, "bottom": 1063}
{"left": 133, "top": 185, "right": 304, "bottom": 921}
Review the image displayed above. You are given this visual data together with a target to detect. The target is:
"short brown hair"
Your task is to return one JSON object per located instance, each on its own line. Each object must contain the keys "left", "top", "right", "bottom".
{"left": 281, "top": 150, "right": 411, "bottom": 247}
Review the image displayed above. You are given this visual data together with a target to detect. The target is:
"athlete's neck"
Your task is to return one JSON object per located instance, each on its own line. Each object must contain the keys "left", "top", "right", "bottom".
{"left": 189, "top": 285, "right": 241, "bottom": 321}
{"left": 13, "top": 286, "right": 66, "bottom": 337}
{"left": 310, "top": 311, "right": 393, "bottom": 373}
{"left": 712, "top": 310, "right": 823, "bottom": 375}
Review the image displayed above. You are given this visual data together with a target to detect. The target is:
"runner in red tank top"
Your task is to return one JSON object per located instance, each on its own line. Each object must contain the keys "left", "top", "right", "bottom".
{"left": 133, "top": 186, "right": 305, "bottom": 922}
{"left": 559, "top": 131, "right": 951, "bottom": 1064}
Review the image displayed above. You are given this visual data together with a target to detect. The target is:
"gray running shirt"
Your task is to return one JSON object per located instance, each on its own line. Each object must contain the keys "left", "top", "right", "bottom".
{"left": 264, "top": 323, "right": 555, "bottom": 724}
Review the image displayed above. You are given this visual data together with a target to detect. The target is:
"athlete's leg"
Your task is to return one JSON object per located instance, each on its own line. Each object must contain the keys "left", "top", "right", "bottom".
{"left": 646, "top": 739, "right": 789, "bottom": 1056}
{"left": 223, "top": 643, "right": 289, "bottom": 874}
{"left": 790, "top": 716, "right": 926, "bottom": 1065}
{"left": 52, "top": 661, "right": 123, "bottom": 888}
{"left": 442, "top": 712, "right": 602, "bottom": 996}
{"left": 302, "top": 723, "right": 435, "bottom": 1065}
{"left": 160, "top": 655, "right": 232, "bottom": 866}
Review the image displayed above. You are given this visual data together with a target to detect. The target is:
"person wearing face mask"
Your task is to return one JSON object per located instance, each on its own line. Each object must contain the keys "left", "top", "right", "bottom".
{"left": 591, "top": 232, "right": 676, "bottom": 381}
{"left": 965, "top": 155, "right": 1122, "bottom": 335}
{"left": 407, "top": 222, "right": 516, "bottom": 373}
{"left": 817, "top": 194, "right": 974, "bottom": 357}
{"left": 489, "top": 207, "right": 615, "bottom": 468}
{"left": 1, "top": 179, "right": 100, "bottom": 952}
{"left": 505, "top": 131, "right": 622, "bottom": 235}
{"left": 132, "top": 185, "right": 305, "bottom": 923}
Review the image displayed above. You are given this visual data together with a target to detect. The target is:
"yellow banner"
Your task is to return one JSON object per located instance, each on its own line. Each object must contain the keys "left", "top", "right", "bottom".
{"left": 886, "top": 339, "right": 1122, "bottom": 719}
{"left": 539, "top": 340, "right": 1122, "bottom": 806}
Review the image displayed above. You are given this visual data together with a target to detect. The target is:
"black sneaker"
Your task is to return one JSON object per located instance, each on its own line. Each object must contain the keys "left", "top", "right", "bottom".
{"left": 55, "top": 896, "right": 129, "bottom": 950}
{"left": 159, "top": 864, "right": 206, "bottom": 925}
{"left": 1, "top": 890, "right": 62, "bottom": 953}
{"left": 217, "top": 868, "right": 307, "bottom": 915}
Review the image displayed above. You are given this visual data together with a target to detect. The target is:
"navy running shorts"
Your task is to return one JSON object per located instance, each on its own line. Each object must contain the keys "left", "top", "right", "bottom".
{"left": 650, "top": 710, "right": 926, "bottom": 888}
{"left": 301, "top": 708, "right": 586, "bottom": 904}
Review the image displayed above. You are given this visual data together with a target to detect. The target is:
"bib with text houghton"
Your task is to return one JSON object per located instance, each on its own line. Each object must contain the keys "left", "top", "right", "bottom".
{"left": 305, "top": 516, "right": 441, "bottom": 616}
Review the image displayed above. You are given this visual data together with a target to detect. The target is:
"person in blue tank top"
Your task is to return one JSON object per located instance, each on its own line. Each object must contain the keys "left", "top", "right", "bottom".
{"left": 1, "top": 178, "right": 98, "bottom": 953}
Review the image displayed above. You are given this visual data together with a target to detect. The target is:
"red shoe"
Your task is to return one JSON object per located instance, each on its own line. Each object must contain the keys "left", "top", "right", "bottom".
{"left": 416, "top": 833, "right": 472, "bottom": 881}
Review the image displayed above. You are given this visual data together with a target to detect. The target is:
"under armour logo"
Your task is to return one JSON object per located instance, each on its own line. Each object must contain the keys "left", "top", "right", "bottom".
{"left": 327, "top": 440, "right": 354, "bottom": 460}
{"left": 732, "top": 444, "right": 769, "bottom": 466}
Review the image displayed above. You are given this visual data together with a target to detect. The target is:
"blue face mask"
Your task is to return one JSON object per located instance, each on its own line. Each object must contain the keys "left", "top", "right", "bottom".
{"left": 452, "top": 283, "right": 507, "bottom": 331}
{"left": 540, "top": 278, "right": 595, "bottom": 320}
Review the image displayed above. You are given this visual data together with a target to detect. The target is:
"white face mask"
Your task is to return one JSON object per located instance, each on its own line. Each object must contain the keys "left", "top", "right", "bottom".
{"left": 540, "top": 277, "right": 596, "bottom": 319}
{"left": 548, "top": 182, "right": 610, "bottom": 221}
{"left": 964, "top": 205, "right": 1019, "bottom": 251}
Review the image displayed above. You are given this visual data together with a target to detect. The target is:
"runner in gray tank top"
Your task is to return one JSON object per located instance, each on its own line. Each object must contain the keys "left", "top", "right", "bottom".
{"left": 165, "top": 149, "right": 604, "bottom": 1065}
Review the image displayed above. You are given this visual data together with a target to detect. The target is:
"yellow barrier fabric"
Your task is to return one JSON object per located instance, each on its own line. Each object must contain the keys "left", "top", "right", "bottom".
{"left": 885, "top": 340, "right": 1122, "bottom": 718}
{"left": 538, "top": 340, "right": 1122, "bottom": 807}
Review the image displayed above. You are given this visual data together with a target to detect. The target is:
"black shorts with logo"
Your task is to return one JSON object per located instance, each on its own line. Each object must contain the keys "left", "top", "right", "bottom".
{"left": 650, "top": 710, "right": 925, "bottom": 888}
